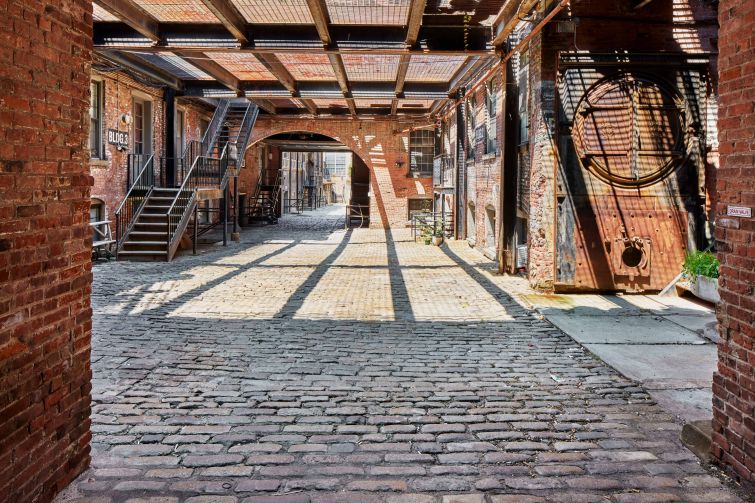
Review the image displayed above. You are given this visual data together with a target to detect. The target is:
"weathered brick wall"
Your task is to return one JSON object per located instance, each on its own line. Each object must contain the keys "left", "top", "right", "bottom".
{"left": 249, "top": 118, "right": 432, "bottom": 228}
{"left": 0, "top": 0, "right": 93, "bottom": 501}
{"left": 711, "top": 0, "right": 755, "bottom": 486}
{"left": 525, "top": 30, "right": 558, "bottom": 290}
{"left": 459, "top": 71, "right": 504, "bottom": 259}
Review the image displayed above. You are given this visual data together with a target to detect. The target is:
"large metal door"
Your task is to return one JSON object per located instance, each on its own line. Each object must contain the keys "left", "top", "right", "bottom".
{"left": 555, "top": 55, "right": 707, "bottom": 292}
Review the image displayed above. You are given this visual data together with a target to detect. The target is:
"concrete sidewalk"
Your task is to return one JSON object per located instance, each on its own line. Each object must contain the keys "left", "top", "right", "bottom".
{"left": 515, "top": 289, "right": 718, "bottom": 424}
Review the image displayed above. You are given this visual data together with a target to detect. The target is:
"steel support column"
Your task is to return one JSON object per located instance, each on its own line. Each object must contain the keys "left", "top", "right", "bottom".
{"left": 165, "top": 88, "right": 176, "bottom": 187}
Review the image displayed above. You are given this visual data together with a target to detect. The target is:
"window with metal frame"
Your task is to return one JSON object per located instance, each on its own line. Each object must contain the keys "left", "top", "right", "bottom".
{"left": 409, "top": 129, "right": 435, "bottom": 176}
{"left": 89, "top": 81, "right": 104, "bottom": 159}
{"left": 466, "top": 98, "right": 477, "bottom": 159}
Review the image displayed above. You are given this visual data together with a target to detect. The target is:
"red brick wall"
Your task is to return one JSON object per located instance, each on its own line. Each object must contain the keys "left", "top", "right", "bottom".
{"left": 0, "top": 0, "right": 93, "bottom": 501}
{"left": 90, "top": 70, "right": 165, "bottom": 224}
{"left": 249, "top": 118, "right": 432, "bottom": 228}
{"left": 89, "top": 71, "right": 212, "bottom": 225}
{"left": 711, "top": 0, "right": 755, "bottom": 486}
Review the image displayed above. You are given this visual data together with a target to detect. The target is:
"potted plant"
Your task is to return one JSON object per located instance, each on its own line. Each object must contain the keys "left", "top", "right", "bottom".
{"left": 431, "top": 222, "right": 444, "bottom": 246}
{"left": 682, "top": 250, "right": 720, "bottom": 303}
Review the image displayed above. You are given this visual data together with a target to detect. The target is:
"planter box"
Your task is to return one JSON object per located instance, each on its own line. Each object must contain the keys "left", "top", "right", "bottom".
{"left": 690, "top": 275, "right": 720, "bottom": 304}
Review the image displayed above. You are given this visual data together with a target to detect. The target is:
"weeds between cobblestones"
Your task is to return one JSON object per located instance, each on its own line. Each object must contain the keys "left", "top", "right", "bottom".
{"left": 57, "top": 209, "right": 745, "bottom": 503}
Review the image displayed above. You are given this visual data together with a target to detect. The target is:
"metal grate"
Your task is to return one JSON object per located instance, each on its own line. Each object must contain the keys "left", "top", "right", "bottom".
{"left": 326, "top": 0, "right": 410, "bottom": 25}
{"left": 276, "top": 53, "right": 335, "bottom": 80}
{"left": 231, "top": 0, "right": 314, "bottom": 24}
{"left": 93, "top": 3, "right": 120, "bottom": 21}
{"left": 406, "top": 55, "right": 467, "bottom": 82}
{"left": 137, "top": 52, "right": 213, "bottom": 80}
{"left": 207, "top": 53, "right": 277, "bottom": 80}
{"left": 133, "top": 0, "right": 219, "bottom": 23}
{"left": 341, "top": 54, "right": 399, "bottom": 81}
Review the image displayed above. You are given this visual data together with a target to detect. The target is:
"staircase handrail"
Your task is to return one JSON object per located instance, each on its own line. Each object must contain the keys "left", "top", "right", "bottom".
{"left": 114, "top": 154, "right": 154, "bottom": 254}
{"left": 200, "top": 99, "right": 230, "bottom": 155}
{"left": 115, "top": 154, "right": 154, "bottom": 217}
{"left": 233, "top": 104, "right": 259, "bottom": 164}
{"left": 165, "top": 145, "right": 229, "bottom": 261}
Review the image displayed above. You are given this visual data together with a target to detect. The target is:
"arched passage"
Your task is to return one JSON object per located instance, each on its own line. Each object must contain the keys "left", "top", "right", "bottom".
{"left": 242, "top": 130, "right": 377, "bottom": 228}
{"left": 242, "top": 126, "right": 396, "bottom": 228}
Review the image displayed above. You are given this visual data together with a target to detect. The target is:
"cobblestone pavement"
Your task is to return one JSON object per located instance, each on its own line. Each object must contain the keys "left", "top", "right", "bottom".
{"left": 58, "top": 206, "right": 745, "bottom": 503}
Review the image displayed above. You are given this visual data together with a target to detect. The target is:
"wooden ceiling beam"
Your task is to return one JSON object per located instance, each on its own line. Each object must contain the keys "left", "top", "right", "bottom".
{"left": 254, "top": 53, "right": 298, "bottom": 95}
{"left": 173, "top": 50, "right": 241, "bottom": 93}
{"left": 199, "top": 0, "right": 249, "bottom": 45}
{"left": 306, "top": 0, "right": 333, "bottom": 46}
{"left": 248, "top": 98, "right": 277, "bottom": 114}
{"left": 94, "top": 0, "right": 160, "bottom": 42}
{"left": 328, "top": 54, "right": 357, "bottom": 117}
{"left": 99, "top": 50, "right": 183, "bottom": 89}
{"left": 405, "top": 0, "right": 427, "bottom": 46}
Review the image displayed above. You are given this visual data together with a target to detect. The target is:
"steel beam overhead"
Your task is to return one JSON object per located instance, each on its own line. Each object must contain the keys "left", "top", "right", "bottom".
{"left": 93, "top": 24, "right": 494, "bottom": 55}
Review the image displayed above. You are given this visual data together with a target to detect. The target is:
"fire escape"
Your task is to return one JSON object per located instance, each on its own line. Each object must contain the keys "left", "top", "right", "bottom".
{"left": 114, "top": 100, "right": 258, "bottom": 261}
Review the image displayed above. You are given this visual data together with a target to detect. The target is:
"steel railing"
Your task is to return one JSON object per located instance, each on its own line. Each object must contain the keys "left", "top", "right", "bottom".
{"left": 165, "top": 146, "right": 229, "bottom": 261}
{"left": 115, "top": 155, "right": 154, "bottom": 255}
{"left": 201, "top": 99, "right": 230, "bottom": 156}
{"left": 411, "top": 211, "right": 454, "bottom": 242}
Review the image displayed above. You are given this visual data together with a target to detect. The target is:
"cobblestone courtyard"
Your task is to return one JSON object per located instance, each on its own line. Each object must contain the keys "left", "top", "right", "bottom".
{"left": 59, "top": 207, "right": 743, "bottom": 503}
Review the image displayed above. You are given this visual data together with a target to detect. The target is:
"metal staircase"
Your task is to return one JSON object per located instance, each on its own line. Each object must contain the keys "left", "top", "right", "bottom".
{"left": 114, "top": 100, "right": 259, "bottom": 261}
{"left": 247, "top": 167, "right": 281, "bottom": 224}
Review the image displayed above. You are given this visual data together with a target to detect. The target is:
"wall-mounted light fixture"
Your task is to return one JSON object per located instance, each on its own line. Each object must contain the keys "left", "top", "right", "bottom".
{"left": 120, "top": 112, "right": 133, "bottom": 126}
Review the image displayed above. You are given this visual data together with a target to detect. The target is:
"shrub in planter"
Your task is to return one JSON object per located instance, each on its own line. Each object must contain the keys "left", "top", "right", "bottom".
{"left": 682, "top": 251, "right": 719, "bottom": 280}
{"left": 682, "top": 250, "right": 720, "bottom": 303}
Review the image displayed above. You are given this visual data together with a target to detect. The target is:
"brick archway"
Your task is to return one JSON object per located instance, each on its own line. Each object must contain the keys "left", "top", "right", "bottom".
{"left": 247, "top": 124, "right": 372, "bottom": 172}
{"left": 247, "top": 118, "right": 433, "bottom": 229}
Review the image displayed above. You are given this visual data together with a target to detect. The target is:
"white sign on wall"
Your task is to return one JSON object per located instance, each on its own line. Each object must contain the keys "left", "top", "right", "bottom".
{"left": 727, "top": 205, "right": 752, "bottom": 218}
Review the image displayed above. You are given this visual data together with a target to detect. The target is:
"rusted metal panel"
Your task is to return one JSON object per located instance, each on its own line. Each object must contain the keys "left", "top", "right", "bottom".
{"left": 556, "top": 56, "right": 707, "bottom": 292}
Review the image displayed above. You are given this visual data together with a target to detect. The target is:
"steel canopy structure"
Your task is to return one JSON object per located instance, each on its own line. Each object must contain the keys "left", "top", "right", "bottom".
{"left": 92, "top": 0, "right": 507, "bottom": 118}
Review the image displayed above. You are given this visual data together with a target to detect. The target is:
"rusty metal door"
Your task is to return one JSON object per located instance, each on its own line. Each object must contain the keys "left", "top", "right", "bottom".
{"left": 555, "top": 56, "right": 707, "bottom": 292}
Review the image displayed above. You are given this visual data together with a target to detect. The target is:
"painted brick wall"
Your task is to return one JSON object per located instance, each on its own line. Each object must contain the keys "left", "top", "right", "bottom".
{"left": 711, "top": 0, "right": 755, "bottom": 486}
{"left": 249, "top": 118, "right": 432, "bottom": 228}
{"left": 0, "top": 0, "right": 93, "bottom": 501}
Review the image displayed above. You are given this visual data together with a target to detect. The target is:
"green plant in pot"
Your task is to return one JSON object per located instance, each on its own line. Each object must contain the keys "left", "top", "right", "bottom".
{"left": 682, "top": 250, "right": 720, "bottom": 303}
{"left": 431, "top": 222, "right": 444, "bottom": 246}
